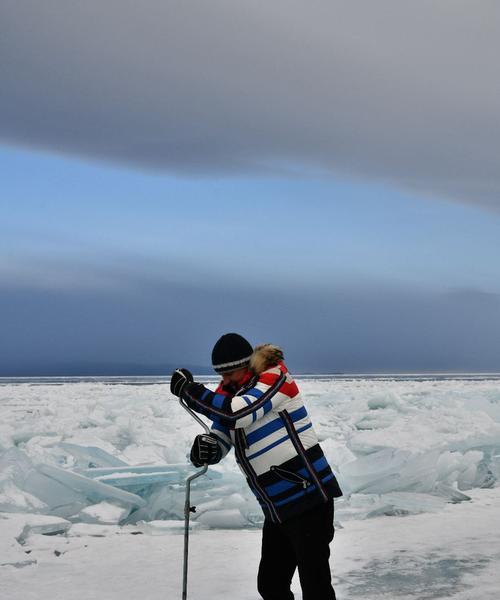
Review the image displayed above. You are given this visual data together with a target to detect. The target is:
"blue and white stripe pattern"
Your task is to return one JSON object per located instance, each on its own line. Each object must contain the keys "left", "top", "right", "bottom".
{"left": 189, "top": 370, "right": 288, "bottom": 429}
{"left": 185, "top": 361, "right": 343, "bottom": 523}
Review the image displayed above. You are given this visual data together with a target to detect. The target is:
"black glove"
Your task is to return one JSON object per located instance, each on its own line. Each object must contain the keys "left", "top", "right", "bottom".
{"left": 190, "top": 433, "right": 222, "bottom": 467}
{"left": 170, "top": 368, "right": 194, "bottom": 398}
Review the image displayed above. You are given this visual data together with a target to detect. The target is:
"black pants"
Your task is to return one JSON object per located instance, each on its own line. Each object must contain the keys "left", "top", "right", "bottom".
{"left": 257, "top": 499, "right": 336, "bottom": 600}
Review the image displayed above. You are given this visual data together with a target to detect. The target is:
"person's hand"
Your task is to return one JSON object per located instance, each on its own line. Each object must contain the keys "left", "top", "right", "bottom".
{"left": 170, "top": 368, "right": 194, "bottom": 397}
{"left": 190, "top": 433, "right": 222, "bottom": 467}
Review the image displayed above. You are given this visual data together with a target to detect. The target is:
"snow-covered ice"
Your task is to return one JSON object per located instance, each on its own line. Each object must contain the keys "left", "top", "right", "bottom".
{"left": 79, "top": 501, "right": 130, "bottom": 525}
{"left": 1, "top": 375, "right": 500, "bottom": 598}
{"left": 1, "top": 486, "right": 499, "bottom": 599}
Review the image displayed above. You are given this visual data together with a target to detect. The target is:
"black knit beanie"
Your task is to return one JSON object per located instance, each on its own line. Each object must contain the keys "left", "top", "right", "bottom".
{"left": 211, "top": 333, "right": 253, "bottom": 374}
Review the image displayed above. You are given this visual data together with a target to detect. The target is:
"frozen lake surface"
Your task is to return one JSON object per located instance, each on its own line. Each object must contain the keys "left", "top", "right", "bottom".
{"left": 2, "top": 486, "right": 500, "bottom": 599}
{"left": 1, "top": 375, "right": 500, "bottom": 598}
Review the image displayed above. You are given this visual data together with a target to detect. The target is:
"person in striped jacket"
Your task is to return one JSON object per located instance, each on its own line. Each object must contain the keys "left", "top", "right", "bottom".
{"left": 170, "top": 333, "right": 342, "bottom": 600}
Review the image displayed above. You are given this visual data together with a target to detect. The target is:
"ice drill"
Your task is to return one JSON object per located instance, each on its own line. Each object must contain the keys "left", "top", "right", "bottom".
{"left": 179, "top": 395, "right": 210, "bottom": 600}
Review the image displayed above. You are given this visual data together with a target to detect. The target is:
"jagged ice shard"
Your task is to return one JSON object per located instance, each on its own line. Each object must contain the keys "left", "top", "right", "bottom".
{"left": 1, "top": 376, "right": 500, "bottom": 532}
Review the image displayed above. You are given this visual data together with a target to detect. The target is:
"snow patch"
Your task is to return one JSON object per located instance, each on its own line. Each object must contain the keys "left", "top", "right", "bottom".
{"left": 79, "top": 501, "right": 130, "bottom": 525}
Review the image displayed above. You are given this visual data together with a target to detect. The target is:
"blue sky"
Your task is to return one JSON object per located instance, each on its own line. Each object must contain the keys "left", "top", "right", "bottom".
{"left": 3, "top": 146, "right": 500, "bottom": 292}
{"left": 2, "top": 145, "right": 500, "bottom": 374}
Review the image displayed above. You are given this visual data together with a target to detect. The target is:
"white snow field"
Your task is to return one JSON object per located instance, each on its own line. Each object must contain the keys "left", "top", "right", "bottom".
{"left": 1, "top": 375, "right": 500, "bottom": 599}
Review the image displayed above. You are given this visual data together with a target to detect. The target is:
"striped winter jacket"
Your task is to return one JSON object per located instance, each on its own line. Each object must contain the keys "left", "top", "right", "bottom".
{"left": 183, "top": 345, "right": 343, "bottom": 523}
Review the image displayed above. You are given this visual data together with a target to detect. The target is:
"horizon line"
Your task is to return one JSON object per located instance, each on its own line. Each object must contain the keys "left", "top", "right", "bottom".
{"left": 1, "top": 371, "right": 500, "bottom": 380}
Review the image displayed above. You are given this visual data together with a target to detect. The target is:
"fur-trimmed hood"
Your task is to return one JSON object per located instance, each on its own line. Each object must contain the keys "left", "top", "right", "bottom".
{"left": 250, "top": 344, "right": 284, "bottom": 375}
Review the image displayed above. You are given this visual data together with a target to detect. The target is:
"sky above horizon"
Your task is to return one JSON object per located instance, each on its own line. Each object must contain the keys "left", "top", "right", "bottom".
{"left": 1, "top": 2, "right": 500, "bottom": 373}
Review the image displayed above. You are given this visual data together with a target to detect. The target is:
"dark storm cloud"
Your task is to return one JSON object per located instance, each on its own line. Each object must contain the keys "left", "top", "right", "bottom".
{"left": 2, "top": 1, "right": 500, "bottom": 207}
{"left": 1, "top": 267, "right": 499, "bottom": 374}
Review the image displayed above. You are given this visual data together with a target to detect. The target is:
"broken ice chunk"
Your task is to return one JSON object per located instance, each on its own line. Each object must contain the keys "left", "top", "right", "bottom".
{"left": 341, "top": 448, "right": 440, "bottom": 494}
{"left": 0, "top": 478, "right": 48, "bottom": 513}
{"left": 81, "top": 464, "right": 194, "bottom": 490}
{"left": 37, "top": 464, "right": 146, "bottom": 510}
{"left": 0, "top": 513, "right": 37, "bottom": 568}
{"left": 0, "top": 512, "right": 71, "bottom": 567}
{"left": 364, "top": 492, "right": 448, "bottom": 518}
{"left": 136, "top": 520, "right": 199, "bottom": 535}
{"left": 0, "top": 448, "right": 146, "bottom": 517}
{"left": 59, "top": 443, "right": 128, "bottom": 469}
{"left": 341, "top": 448, "right": 413, "bottom": 493}
{"left": 67, "top": 523, "right": 125, "bottom": 537}
{"left": 14, "top": 514, "right": 72, "bottom": 544}
{"left": 79, "top": 501, "right": 130, "bottom": 525}
{"left": 196, "top": 509, "right": 248, "bottom": 529}
{"left": 0, "top": 448, "right": 84, "bottom": 517}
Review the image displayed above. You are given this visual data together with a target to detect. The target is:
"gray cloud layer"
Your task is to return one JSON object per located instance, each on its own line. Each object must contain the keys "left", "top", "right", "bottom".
{"left": 2, "top": 267, "right": 500, "bottom": 374}
{"left": 2, "top": 1, "right": 500, "bottom": 206}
